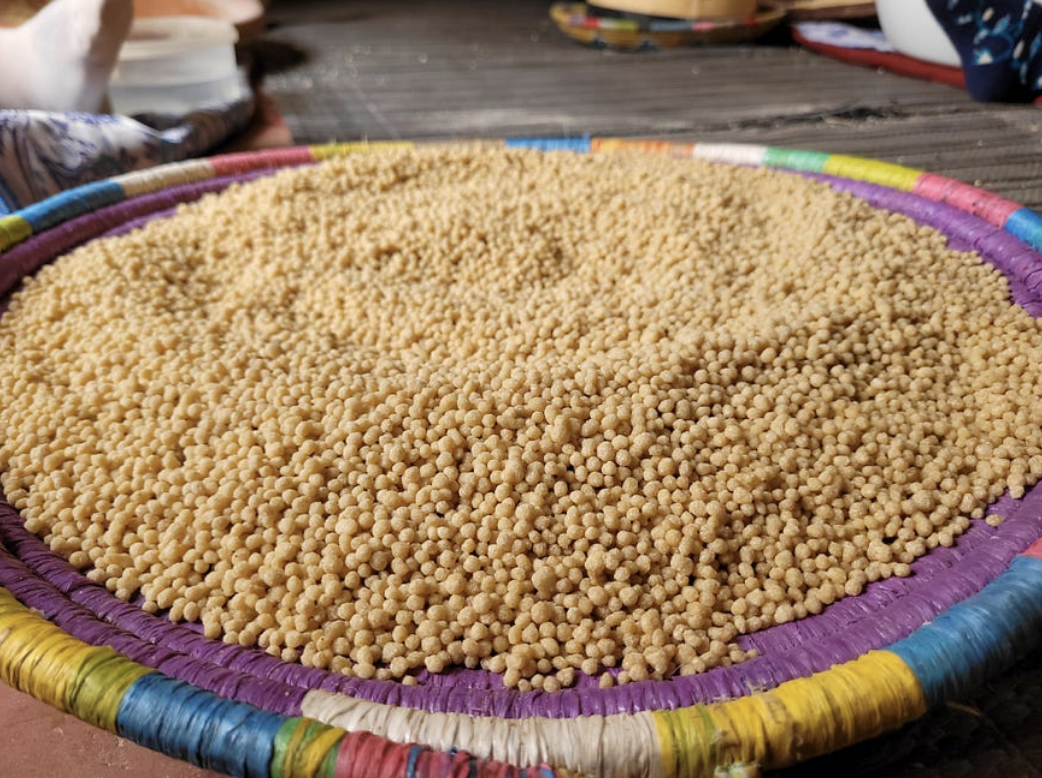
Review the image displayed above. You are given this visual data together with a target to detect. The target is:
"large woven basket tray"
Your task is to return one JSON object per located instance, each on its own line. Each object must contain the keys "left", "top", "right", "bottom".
{"left": 2, "top": 138, "right": 1042, "bottom": 778}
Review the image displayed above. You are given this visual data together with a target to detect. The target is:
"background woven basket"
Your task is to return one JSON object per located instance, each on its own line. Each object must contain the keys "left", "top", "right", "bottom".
{"left": 586, "top": 0, "right": 758, "bottom": 18}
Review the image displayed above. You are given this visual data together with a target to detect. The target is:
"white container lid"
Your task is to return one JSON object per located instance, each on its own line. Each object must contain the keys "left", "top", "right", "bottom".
{"left": 110, "top": 15, "right": 244, "bottom": 113}
{"left": 118, "top": 15, "right": 239, "bottom": 61}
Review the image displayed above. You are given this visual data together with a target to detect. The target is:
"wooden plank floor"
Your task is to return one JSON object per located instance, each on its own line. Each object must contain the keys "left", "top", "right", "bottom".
{"left": 260, "top": 0, "right": 1042, "bottom": 209}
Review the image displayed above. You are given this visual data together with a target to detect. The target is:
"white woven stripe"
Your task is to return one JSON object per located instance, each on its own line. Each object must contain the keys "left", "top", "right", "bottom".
{"left": 692, "top": 143, "right": 768, "bottom": 167}
{"left": 112, "top": 158, "right": 216, "bottom": 198}
{"left": 301, "top": 689, "right": 667, "bottom": 778}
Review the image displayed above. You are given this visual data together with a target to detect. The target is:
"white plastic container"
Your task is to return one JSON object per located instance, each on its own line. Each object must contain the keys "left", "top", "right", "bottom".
{"left": 875, "top": 0, "right": 961, "bottom": 68}
{"left": 110, "top": 16, "right": 243, "bottom": 115}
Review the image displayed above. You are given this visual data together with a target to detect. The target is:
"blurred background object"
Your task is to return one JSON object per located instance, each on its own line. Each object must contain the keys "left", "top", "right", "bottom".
{"left": 132, "top": 0, "right": 266, "bottom": 41}
{"left": 0, "top": 0, "right": 131, "bottom": 112}
{"left": 0, "top": 0, "right": 48, "bottom": 26}
{"left": 108, "top": 15, "right": 244, "bottom": 115}
{"left": 770, "top": 0, "right": 875, "bottom": 20}
{"left": 0, "top": 0, "right": 264, "bottom": 39}
{"left": 550, "top": 2, "right": 785, "bottom": 49}
{"left": 587, "top": 0, "right": 758, "bottom": 18}
{"left": 875, "top": 0, "right": 960, "bottom": 67}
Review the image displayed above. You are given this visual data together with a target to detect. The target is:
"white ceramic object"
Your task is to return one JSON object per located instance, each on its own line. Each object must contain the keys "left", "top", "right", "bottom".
{"left": 875, "top": 0, "right": 961, "bottom": 68}
{"left": 109, "top": 15, "right": 243, "bottom": 115}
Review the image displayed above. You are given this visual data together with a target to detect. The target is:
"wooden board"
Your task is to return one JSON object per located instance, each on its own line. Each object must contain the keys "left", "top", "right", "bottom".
{"left": 0, "top": 0, "right": 266, "bottom": 38}
{"left": 258, "top": 0, "right": 1042, "bottom": 212}
{"left": 767, "top": 0, "right": 876, "bottom": 20}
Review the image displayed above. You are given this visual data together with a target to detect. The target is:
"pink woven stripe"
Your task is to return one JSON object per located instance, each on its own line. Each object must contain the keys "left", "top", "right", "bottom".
{"left": 209, "top": 147, "right": 315, "bottom": 177}
{"left": 1021, "top": 539, "right": 1042, "bottom": 561}
{"left": 914, "top": 173, "right": 1021, "bottom": 228}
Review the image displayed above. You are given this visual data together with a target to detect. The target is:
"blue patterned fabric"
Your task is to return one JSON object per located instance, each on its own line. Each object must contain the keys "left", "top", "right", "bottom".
{"left": 926, "top": 0, "right": 1042, "bottom": 102}
{"left": 0, "top": 87, "right": 254, "bottom": 215}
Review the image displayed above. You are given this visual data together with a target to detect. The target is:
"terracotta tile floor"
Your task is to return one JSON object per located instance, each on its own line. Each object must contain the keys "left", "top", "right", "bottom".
{"left": 0, "top": 681, "right": 223, "bottom": 777}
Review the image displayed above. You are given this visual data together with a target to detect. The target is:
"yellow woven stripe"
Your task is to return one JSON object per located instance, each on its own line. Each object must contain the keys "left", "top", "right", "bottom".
{"left": 821, "top": 155, "right": 922, "bottom": 192}
{"left": 310, "top": 141, "right": 415, "bottom": 161}
{"left": 0, "top": 588, "right": 95, "bottom": 710}
{"left": 653, "top": 704, "right": 717, "bottom": 778}
{"left": 0, "top": 588, "right": 152, "bottom": 731}
{"left": 0, "top": 214, "right": 32, "bottom": 254}
{"left": 707, "top": 651, "right": 928, "bottom": 770}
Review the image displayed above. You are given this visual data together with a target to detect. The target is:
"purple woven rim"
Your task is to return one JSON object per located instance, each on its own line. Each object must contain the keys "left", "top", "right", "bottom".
{"left": 1, "top": 163, "right": 1041, "bottom": 720}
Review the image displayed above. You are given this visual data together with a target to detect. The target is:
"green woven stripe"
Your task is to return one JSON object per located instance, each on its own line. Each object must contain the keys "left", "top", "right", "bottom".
{"left": 654, "top": 705, "right": 718, "bottom": 778}
{"left": 763, "top": 147, "right": 829, "bottom": 173}
{"left": 67, "top": 647, "right": 153, "bottom": 732}
{"left": 272, "top": 718, "right": 346, "bottom": 778}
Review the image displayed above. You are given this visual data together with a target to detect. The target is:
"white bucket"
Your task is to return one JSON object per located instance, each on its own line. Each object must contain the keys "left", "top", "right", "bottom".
{"left": 110, "top": 16, "right": 243, "bottom": 115}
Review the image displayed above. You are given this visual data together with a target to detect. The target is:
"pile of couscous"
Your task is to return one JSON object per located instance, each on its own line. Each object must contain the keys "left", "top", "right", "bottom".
{"left": 1, "top": 147, "right": 1041, "bottom": 691}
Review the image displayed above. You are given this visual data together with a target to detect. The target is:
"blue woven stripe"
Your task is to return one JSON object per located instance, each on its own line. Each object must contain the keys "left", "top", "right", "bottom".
{"left": 505, "top": 136, "right": 591, "bottom": 153}
{"left": 16, "top": 180, "right": 124, "bottom": 234}
{"left": 1005, "top": 208, "right": 1042, "bottom": 253}
{"left": 889, "top": 555, "right": 1042, "bottom": 707}
{"left": 405, "top": 744, "right": 423, "bottom": 778}
{"left": 116, "top": 673, "right": 284, "bottom": 778}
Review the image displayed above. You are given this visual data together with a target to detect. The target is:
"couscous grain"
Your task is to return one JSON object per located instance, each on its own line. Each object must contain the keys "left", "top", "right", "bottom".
{"left": 2, "top": 147, "right": 1041, "bottom": 689}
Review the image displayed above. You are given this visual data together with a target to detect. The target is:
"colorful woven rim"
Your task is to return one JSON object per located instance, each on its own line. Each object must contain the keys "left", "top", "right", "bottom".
{"left": 3, "top": 138, "right": 1042, "bottom": 778}
{"left": 549, "top": 3, "right": 785, "bottom": 49}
